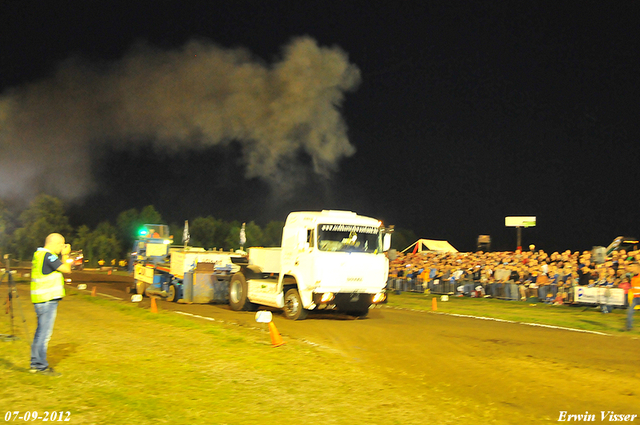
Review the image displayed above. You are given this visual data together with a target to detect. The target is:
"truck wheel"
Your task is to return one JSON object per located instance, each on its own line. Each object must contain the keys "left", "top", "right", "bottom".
{"left": 167, "top": 284, "right": 178, "bottom": 302}
{"left": 229, "top": 273, "right": 255, "bottom": 311}
{"left": 284, "top": 288, "right": 308, "bottom": 320}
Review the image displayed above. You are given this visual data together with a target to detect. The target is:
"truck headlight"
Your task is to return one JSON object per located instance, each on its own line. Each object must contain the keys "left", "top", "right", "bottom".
{"left": 372, "top": 292, "right": 386, "bottom": 303}
{"left": 320, "top": 292, "right": 335, "bottom": 303}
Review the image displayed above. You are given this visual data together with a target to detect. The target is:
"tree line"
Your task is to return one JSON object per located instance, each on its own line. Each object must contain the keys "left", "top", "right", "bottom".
{"left": 0, "top": 194, "right": 416, "bottom": 266}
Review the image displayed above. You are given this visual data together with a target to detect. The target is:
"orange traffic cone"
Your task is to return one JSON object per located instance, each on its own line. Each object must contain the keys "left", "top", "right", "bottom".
{"left": 150, "top": 297, "right": 158, "bottom": 313}
{"left": 91, "top": 286, "right": 97, "bottom": 297}
{"left": 268, "top": 321, "right": 285, "bottom": 347}
{"left": 108, "top": 269, "right": 112, "bottom": 275}
{"left": 431, "top": 297, "right": 437, "bottom": 311}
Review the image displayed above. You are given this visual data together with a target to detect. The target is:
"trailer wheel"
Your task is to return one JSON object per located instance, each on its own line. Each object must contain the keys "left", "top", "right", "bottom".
{"left": 167, "top": 284, "right": 178, "bottom": 302}
{"left": 229, "top": 273, "right": 255, "bottom": 311}
{"left": 283, "top": 288, "right": 308, "bottom": 320}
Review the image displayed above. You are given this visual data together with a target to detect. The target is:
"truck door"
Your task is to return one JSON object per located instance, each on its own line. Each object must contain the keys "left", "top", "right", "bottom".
{"left": 293, "top": 228, "right": 315, "bottom": 291}
{"left": 281, "top": 227, "right": 315, "bottom": 302}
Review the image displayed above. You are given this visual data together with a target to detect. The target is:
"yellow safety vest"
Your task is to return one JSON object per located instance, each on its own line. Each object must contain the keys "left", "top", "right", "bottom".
{"left": 31, "top": 248, "right": 65, "bottom": 303}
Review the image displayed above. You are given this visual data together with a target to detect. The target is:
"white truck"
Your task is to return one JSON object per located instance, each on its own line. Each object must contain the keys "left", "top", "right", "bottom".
{"left": 132, "top": 210, "right": 392, "bottom": 319}
{"left": 229, "top": 210, "right": 392, "bottom": 319}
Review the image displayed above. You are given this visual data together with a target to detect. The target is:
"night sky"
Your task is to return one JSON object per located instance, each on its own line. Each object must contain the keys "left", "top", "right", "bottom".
{"left": 1, "top": 1, "right": 639, "bottom": 252}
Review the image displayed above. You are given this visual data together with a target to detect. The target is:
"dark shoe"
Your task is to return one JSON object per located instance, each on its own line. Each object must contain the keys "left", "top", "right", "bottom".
{"left": 29, "top": 367, "right": 61, "bottom": 376}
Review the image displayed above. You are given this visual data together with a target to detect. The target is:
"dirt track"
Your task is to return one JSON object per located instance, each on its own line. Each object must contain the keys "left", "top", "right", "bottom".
{"left": 68, "top": 272, "right": 640, "bottom": 422}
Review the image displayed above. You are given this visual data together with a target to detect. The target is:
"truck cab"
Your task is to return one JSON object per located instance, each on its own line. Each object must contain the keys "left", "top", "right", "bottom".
{"left": 129, "top": 224, "right": 173, "bottom": 271}
{"left": 229, "top": 210, "right": 391, "bottom": 319}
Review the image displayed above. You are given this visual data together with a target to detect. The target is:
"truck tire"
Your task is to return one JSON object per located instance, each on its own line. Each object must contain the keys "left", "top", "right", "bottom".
{"left": 229, "top": 273, "right": 255, "bottom": 311}
{"left": 283, "top": 288, "right": 308, "bottom": 320}
{"left": 167, "top": 284, "right": 178, "bottom": 302}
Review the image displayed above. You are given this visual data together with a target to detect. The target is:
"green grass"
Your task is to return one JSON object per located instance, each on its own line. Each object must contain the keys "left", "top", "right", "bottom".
{"left": 0, "top": 285, "right": 485, "bottom": 425}
{"left": 2, "top": 281, "right": 637, "bottom": 424}
{"left": 385, "top": 291, "right": 637, "bottom": 334}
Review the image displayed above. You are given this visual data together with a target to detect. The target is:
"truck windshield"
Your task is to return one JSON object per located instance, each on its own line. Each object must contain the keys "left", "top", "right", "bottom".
{"left": 317, "top": 224, "right": 381, "bottom": 253}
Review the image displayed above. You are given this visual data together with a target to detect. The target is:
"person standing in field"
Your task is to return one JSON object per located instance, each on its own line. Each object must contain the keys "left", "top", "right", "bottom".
{"left": 29, "top": 233, "right": 71, "bottom": 376}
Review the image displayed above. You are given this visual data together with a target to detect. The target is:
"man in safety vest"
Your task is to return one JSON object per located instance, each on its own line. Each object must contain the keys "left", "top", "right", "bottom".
{"left": 626, "top": 262, "right": 640, "bottom": 331}
{"left": 29, "top": 233, "right": 71, "bottom": 376}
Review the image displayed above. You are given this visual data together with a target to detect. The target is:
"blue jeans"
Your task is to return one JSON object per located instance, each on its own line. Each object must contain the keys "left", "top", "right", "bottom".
{"left": 31, "top": 300, "right": 59, "bottom": 370}
{"left": 627, "top": 297, "right": 639, "bottom": 330}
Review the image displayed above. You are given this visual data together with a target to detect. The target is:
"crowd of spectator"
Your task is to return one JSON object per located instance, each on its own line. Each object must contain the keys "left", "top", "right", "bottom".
{"left": 388, "top": 247, "right": 639, "bottom": 310}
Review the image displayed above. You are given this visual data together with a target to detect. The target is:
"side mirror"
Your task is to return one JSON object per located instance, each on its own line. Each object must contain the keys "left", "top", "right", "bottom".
{"left": 383, "top": 234, "right": 392, "bottom": 252}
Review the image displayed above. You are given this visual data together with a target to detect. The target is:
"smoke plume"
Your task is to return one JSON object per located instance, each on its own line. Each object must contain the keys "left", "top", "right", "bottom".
{"left": 0, "top": 36, "right": 360, "bottom": 200}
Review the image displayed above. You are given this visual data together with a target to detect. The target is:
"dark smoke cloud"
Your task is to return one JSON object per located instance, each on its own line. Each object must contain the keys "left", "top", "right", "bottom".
{"left": 0, "top": 36, "right": 360, "bottom": 200}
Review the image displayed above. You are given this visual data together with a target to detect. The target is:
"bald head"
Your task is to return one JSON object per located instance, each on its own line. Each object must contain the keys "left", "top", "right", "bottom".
{"left": 44, "top": 233, "right": 67, "bottom": 255}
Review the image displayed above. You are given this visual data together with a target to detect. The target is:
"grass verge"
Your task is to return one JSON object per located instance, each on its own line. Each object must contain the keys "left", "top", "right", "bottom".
{"left": 385, "top": 291, "right": 638, "bottom": 335}
{"left": 1, "top": 285, "right": 487, "bottom": 425}
{"left": 2, "top": 280, "right": 636, "bottom": 425}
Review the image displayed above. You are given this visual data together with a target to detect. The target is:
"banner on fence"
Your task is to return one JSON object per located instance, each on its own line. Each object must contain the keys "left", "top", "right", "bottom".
{"left": 573, "top": 287, "right": 625, "bottom": 306}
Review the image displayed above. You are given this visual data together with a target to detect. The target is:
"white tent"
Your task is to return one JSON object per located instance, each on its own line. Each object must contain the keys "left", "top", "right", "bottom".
{"left": 402, "top": 239, "right": 458, "bottom": 254}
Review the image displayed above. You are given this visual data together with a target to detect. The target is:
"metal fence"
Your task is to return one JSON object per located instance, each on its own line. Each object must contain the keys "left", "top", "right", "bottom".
{"left": 386, "top": 277, "right": 562, "bottom": 302}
